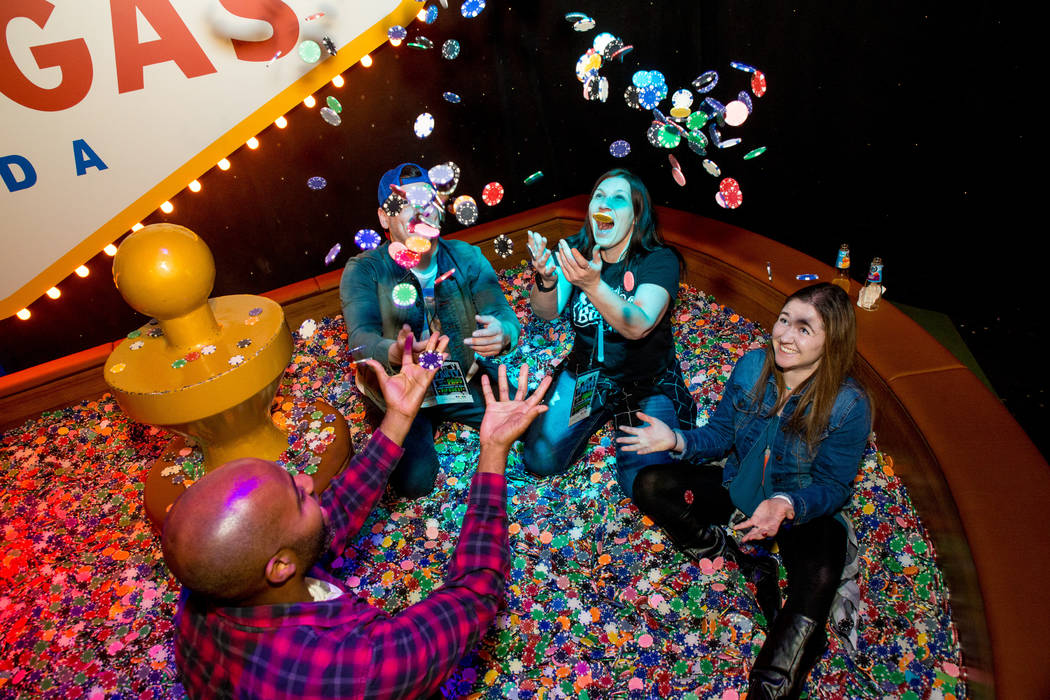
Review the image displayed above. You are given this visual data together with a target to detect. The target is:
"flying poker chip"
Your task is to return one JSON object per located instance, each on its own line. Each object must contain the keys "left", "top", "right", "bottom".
{"left": 565, "top": 11, "right": 589, "bottom": 21}
{"left": 382, "top": 193, "right": 408, "bottom": 216}
{"left": 298, "top": 40, "right": 321, "bottom": 63}
{"left": 646, "top": 122, "right": 664, "bottom": 148}
{"left": 460, "top": 0, "right": 485, "bottom": 18}
{"left": 418, "top": 350, "right": 444, "bottom": 370}
{"left": 388, "top": 241, "right": 407, "bottom": 260}
{"left": 388, "top": 25, "right": 407, "bottom": 41}
{"left": 407, "top": 36, "right": 433, "bottom": 50}
{"left": 730, "top": 61, "right": 758, "bottom": 73}
{"left": 307, "top": 176, "right": 327, "bottom": 190}
{"left": 482, "top": 182, "right": 504, "bottom": 206}
{"left": 355, "top": 228, "right": 381, "bottom": 250}
{"left": 583, "top": 75, "right": 609, "bottom": 102}
{"left": 669, "top": 105, "right": 692, "bottom": 120}
{"left": 414, "top": 112, "right": 435, "bottom": 138}
{"left": 304, "top": 12, "right": 325, "bottom": 21}
{"left": 454, "top": 199, "right": 479, "bottom": 226}
{"left": 320, "top": 107, "right": 341, "bottom": 126}
{"left": 408, "top": 219, "right": 441, "bottom": 238}
{"left": 321, "top": 36, "right": 337, "bottom": 56}
{"left": 686, "top": 132, "right": 708, "bottom": 156}
{"left": 423, "top": 4, "right": 439, "bottom": 23}
{"left": 686, "top": 111, "right": 709, "bottom": 130}
{"left": 671, "top": 88, "right": 694, "bottom": 109}
{"left": 657, "top": 124, "right": 681, "bottom": 148}
{"left": 441, "top": 39, "right": 460, "bottom": 59}
{"left": 752, "top": 70, "right": 768, "bottom": 97}
{"left": 442, "top": 91, "right": 461, "bottom": 103}
{"left": 632, "top": 70, "right": 654, "bottom": 88}
{"left": 638, "top": 84, "right": 663, "bottom": 109}
{"left": 708, "top": 124, "right": 723, "bottom": 148}
{"left": 609, "top": 44, "right": 634, "bottom": 61}
{"left": 623, "top": 270, "right": 635, "bottom": 292}
{"left": 524, "top": 171, "right": 544, "bottom": 185}
{"left": 324, "top": 243, "right": 342, "bottom": 265}
{"left": 702, "top": 159, "right": 721, "bottom": 177}
{"left": 651, "top": 107, "right": 669, "bottom": 124}
{"left": 494, "top": 234, "right": 513, "bottom": 258}
{"left": 326, "top": 96, "right": 343, "bottom": 113}
{"left": 737, "top": 91, "right": 754, "bottom": 113}
{"left": 609, "top": 139, "right": 631, "bottom": 157}
{"left": 392, "top": 282, "right": 418, "bottom": 307}
{"left": 573, "top": 17, "right": 596, "bottom": 31}
{"left": 701, "top": 97, "right": 726, "bottom": 120}
{"left": 692, "top": 70, "right": 718, "bottom": 93}
{"left": 724, "top": 100, "right": 749, "bottom": 126}
{"left": 600, "top": 37, "right": 625, "bottom": 61}
{"left": 743, "top": 146, "right": 767, "bottom": 160}
{"left": 592, "top": 32, "right": 617, "bottom": 54}
{"left": 668, "top": 154, "right": 682, "bottom": 171}
{"left": 795, "top": 273, "right": 819, "bottom": 281}
{"left": 576, "top": 50, "right": 602, "bottom": 82}
{"left": 719, "top": 177, "right": 743, "bottom": 208}
{"left": 718, "top": 136, "right": 742, "bottom": 149}
{"left": 623, "top": 85, "right": 643, "bottom": 110}
{"left": 671, "top": 167, "right": 686, "bottom": 186}
{"left": 405, "top": 186, "right": 434, "bottom": 209}
{"left": 405, "top": 236, "right": 432, "bottom": 254}
{"left": 394, "top": 247, "right": 422, "bottom": 269}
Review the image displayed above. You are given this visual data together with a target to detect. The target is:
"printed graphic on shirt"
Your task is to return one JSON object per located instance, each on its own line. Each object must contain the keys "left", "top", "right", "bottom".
{"left": 571, "top": 287, "right": 633, "bottom": 331}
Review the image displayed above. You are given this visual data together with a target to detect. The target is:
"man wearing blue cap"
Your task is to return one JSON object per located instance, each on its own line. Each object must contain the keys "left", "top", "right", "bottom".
{"left": 340, "top": 163, "right": 521, "bottom": 498}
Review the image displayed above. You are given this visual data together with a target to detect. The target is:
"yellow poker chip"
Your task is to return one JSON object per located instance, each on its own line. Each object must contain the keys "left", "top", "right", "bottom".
{"left": 669, "top": 105, "right": 692, "bottom": 119}
{"left": 405, "top": 236, "right": 432, "bottom": 254}
{"left": 592, "top": 211, "right": 614, "bottom": 224}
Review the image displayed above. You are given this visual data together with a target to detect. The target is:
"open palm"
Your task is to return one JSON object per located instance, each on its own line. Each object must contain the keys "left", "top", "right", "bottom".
{"left": 362, "top": 333, "right": 449, "bottom": 419}
{"left": 479, "top": 364, "right": 552, "bottom": 452}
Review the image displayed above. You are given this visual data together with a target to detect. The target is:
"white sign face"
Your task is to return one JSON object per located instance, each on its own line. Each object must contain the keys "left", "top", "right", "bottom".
{"left": 0, "top": 0, "right": 415, "bottom": 318}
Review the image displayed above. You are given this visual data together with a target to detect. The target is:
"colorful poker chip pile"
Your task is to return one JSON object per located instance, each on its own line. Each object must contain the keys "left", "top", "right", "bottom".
{"left": 0, "top": 268, "right": 967, "bottom": 698}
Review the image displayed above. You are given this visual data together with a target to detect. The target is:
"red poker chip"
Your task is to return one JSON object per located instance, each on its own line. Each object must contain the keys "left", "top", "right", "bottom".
{"left": 671, "top": 166, "right": 686, "bottom": 187}
{"left": 717, "top": 181, "right": 743, "bottom": 209}
{"left": 623, "top": 270, "right": 635, "bottom": 292}
{"left": 668, "top": 153, "right": 681, "bottom": 171}
{"left": 482, "top": 182, "right": 504, "bottom": 206}
{"left": 751, "top": 70, "right": 767, "bottom": 97}
{"left": 719, "top": 177, "right": 741, "bottom": 195}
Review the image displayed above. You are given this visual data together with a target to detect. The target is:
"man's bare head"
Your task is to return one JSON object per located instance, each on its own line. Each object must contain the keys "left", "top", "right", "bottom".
{"left": 161, "top": 457, "right": 329, "bottom": 605}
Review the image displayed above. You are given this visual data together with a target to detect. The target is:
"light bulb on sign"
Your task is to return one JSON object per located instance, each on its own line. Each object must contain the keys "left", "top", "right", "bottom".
{"left": 304, "top": 95, "right": 316, "bottom": 108}
{"left": 104, "top": 244, "right": 118, "bottom": 256}
{"left": 332, "top": 75, "right": 344, "bottom": 87}
{"left": 360, "top": 54, "right": 373, "bottom": 67}
{"left": 160, "top": 201, "right": 174, "bottom": 214}
{"left": 188, "top": 180, "right": 201, "bottom": 192}
{"left": 275, "top": 116, "right": 288, "bottom": 128}
{"left": 16, "top": 308, "right": 30, "bottom": 320}
{"left": 75, "top": 265, "right": 89, "bottom": 278}
{"left": 246, "top": 137, "right": 259, "bottom": 149}
{"left": 46, "top": 286, "right": 60, "bottom": 299}
{"left": 218, "top": 158, "right": 231, "bottom": 171}
{"left": 131, "top": 223, "right": 143, "bottom": 231}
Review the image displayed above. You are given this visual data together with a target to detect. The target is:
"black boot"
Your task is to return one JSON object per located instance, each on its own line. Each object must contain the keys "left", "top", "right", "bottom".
{"left": 747, "top": 612, "right": 828, "bottom": 699}
{"left": 724, "top": 537, "right": 781, "bottom": 628}
{"left": 659, "top": 509, "right": 728, "bottom": 562}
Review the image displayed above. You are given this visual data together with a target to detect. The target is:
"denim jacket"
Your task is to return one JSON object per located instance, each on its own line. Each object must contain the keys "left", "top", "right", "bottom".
{"left": 339, "top": 238, "right": 520, "bottom": 401}
{"left": 678, "top": 349, "right": 871, "bottom": 524}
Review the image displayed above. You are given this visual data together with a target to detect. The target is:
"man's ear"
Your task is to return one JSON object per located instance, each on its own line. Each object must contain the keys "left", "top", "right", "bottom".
{"left": 377, "top": 207, "right": 391, "bottom": 231}
{"left": 265, "top": 550, "right": 298, "bottom": 586}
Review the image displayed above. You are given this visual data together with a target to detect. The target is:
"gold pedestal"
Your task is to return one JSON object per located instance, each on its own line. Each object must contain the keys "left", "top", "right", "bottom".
{"left": 103, "top": 224, "right": 351, "bottom": 527}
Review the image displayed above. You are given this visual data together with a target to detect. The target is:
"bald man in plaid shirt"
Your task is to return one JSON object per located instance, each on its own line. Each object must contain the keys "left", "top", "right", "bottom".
{"left": 162, "top": 334, "right": 550, "bottom": 699}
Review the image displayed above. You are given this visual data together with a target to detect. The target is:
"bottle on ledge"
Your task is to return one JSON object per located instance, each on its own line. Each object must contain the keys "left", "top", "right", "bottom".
{"left": 857, "top": 256, "right": 884, "bottom": 311}
{"left": 832, "top": 243, "right": 851, "bottom": 292}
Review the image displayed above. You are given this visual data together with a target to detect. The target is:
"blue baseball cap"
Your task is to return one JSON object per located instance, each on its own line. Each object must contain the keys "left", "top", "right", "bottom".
{"left": 377, "top": 163, "right": 433, "bottom": 205}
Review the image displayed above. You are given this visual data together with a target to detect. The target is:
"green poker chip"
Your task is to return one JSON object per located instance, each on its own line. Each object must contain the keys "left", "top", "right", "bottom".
{"left": 743, "top": 146, "right": 767, "bottom": 160}
{"left": 392, "top": 283, "right": 418, "bottom": 307}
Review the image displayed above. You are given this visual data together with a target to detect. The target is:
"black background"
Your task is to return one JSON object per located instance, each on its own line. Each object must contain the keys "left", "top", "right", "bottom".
{"left": 3, "top": 1, "right": 1044, "bottom": 457}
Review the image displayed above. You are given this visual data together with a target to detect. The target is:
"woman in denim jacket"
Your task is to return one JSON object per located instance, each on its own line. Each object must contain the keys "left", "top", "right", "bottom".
{"left": 619, "top": 283, "right": 871, "bottom": 700}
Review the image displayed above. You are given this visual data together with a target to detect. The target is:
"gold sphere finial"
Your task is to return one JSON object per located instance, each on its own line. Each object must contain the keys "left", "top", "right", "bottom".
{"left": 113, "top": 223, "right": 215, "bottom": 320}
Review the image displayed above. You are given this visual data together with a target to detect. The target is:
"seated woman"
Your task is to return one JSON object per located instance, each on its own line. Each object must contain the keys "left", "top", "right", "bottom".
{"left": 521, "top": 169, "right": 695, "bottom": 498}
{"left": 619, "top": 283, "right": 871, "bottom": 700}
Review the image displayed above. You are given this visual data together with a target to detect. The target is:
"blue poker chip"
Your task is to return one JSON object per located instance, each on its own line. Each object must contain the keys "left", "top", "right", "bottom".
{"left": 609, "top": 139, "right": 631, "bottom": 157}
{"left": 424, "top": 4, "right": 438, "bottom": 23}
{"left": 737, "top": 90, "right": 754, "bottom": 113}
{"left": 651, "top": 107, "right": 668, "bottom": 124}
{"left": 461, "top": 0, "right": 485, "bottom": 18}
{"left": 307, "top": 176, "right": 327, "bottom": 190}
{"left": 443, "top": 91, "right": 461, "bottom": 103}
{"left": 638, "top": 84, "right": 662, "bottom": 109}
{"left": 388, "top": 25, "right": 407, "bottom": 41}
{"left": 631, "top": 70, "right": 653, "bottom": 88}
{"left": 692, "top": 70, "right": 719, "bottom": 93}
{"left": 442, "top": 39, "right": 460, "bottom": 59}
{"left": 796, "top": 274, "right": 819, "bottom": 281}
{"left": 355, "top": 228, "right": 381, "bottom": 250}
{"left": 730, "top": 61, "right": 758, "bottom": 73}
{"left": 418, "top": 350, "right": 444, "bottom": 370}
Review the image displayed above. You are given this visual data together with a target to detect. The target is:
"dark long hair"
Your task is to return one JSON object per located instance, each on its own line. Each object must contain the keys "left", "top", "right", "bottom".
{"left": 754, "top": 282, "right": 865, "bottom": 448}
{"left": 566, "top": 169, "right": 681, "bottom": 270}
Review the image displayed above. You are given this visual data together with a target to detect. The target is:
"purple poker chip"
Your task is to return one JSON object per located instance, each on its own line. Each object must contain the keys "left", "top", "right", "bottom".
{"left": 609, "top": 139, "right": 631, "bottom": 158}
{"left": 418, "top": 350, "right": 444, "bottom": 370}
{"left": 307, "top": 176, "right": 327, "bottom": 190}
{"left": 324, "top": 243, "right": 341, "bottom": 265}
{"left": 355, "top": 228, "right": 381, "bottom": 250}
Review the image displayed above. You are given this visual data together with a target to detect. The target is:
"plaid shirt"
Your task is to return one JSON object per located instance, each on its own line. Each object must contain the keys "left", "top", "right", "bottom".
{"left": 172, "top": 430, "right": 509, "bottom": 699}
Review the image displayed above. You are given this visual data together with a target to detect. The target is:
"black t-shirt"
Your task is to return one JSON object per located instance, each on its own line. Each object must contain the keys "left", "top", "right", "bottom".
{"left": 565, "top": 245, "right": 680, "bottom": 384}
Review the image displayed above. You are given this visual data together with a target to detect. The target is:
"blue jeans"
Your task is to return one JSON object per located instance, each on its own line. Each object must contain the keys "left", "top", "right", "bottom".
{"left": 521, "top": 369, "right": 680, "bottom": 499}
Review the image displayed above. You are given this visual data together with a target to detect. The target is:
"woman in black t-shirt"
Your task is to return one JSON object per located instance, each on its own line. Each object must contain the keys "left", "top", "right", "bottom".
{"left": 521, "top": 169, "right": 696, "bottom": 498}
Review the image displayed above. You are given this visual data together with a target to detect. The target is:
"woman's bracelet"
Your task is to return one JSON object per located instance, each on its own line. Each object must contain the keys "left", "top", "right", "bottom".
{"left": 672, "top": 429, "right": 685, "bottom": 453}
{"left": 533, "top": 270, "right": 557, "bottom": 292}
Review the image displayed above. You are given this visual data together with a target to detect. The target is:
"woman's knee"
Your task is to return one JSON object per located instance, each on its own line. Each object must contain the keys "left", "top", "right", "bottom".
{"left": 631, "top": 463, "right": 677, "bottom": 513}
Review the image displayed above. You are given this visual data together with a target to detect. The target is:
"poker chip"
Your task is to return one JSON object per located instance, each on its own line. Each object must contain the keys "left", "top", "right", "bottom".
{"left": 708, "top": 124, "right": 723, "bottom": 148}
{"left": 414, "top": 113, "right": 435, "bottom": 138}
{"left": 482, "top": 182, "right": 504, "bottom": 206}
{"left": 692, "top": 70, "right": 718, "bottom": 93}
{"left": 494, "top": 234, "right": 513, "bottom": 258}
{"left": 564, "top": 11, "right": 589, "bottom": 21}
{"left": 394, "top": 247, "right": 422, "bottom": 268}
{"left": 646, "top": 122, "right": 664, "bottom": 148}
{"left": 391, "top": 282, "right": 418, "bottom": 307}
{"left": 442, "top": 91, "right": 461, "bottom": 103}
{"left": 460, "top": 0, "right": 485, "bottom": 18}
{"left": 701, "top": 96, "right": 726, "bottom": 119}
{"left": 737, "top": 91, "right": 754, "bottom": 113}
{"left": 743, "top": 146, "right": 767, "bottom": 160}
{"left": 326, "top": 96, "right": 342, "bottom": 113}
{"left": 423, "top": 4, "right": 438, "bottom": 23}
{"left": 730, "top": 60, "right": 758, "bottom": 73}
{"left": 751, "top": 70, "right": 767, "bottom": 97}
{"left": 453, "top": 196, "right": 479, "bottom": 225}
{"left": 408, "top": 220, "right": 441, "bottom": 239}
{"left": 719, "top": 177, "right": 743, "bottom": 208}
{"left": 668, "top": 154, "right": 681, "bottom": 171}
{"left": 407, "top": 36, "right": 433, "bottom": 50}
{"left": 573, "top": 17, "right": 595, "bottom": 31}
{"left": 623, "top": 270, "right": 635, "bottom": 292}
{"left": 388, "top": 25, "right": 407, "bottom": 41}
{"left": 441, "top": 39, "right": 460, "bottom": 59}
{"left": 651, "top": 107, "right": 669, "bottom": 124}
{"left": 638, "top": 83, "right": 663, "bottom": 109}
{"left": 583, "top": 74, "right": 609, "bottom": 102}
{"left": 355, "top": 228, "right": 381, "bottom": 250}
{"left": 724, "top": 100, "right": 749, "bottom": 126}
{"left": 297, "top": 40, "right": 321, "bottom": 63}
{"left": 382, "top": 193, "right": 407, "bottom": 216}
{"left": 418, "top": 350, "right": 444, "bottom": 370}
{"left": 657, "top": 124, "right": 681, "bottom": 148}
{"left": 321, "top": 36, "right": 336, "bottom": 56}
{"left": 718, "top": 137, "right": 742, "bottom": 149}
{"left": 669, "top": 105, "right": 692, "bottom": 120}
{"left": 702, "top": 159, "right": 721, "bottom": 177}
{"left": 307, "top": 176, "right": 327, "bottom": 190}
{"left": 405, "top": 236, "right": 432, "bottom": 254}
{"left": 686, "top": 111, "right": 709, "bottom": 130}
{"left": 592, "top": 32, "right": 617, "bottom": 55}
{"left": 524, "top": 171, "right": 544, "bottom": 185}
{"left": 609, "top": 139, "right": 631, "bottom": 157}
{"left": 324, "top": 243, "right": 341, "bottom": 265}
{"left": 796, "top": 273, "right": 819, "bottom": 281}
{"left": 319, "top": 107, "right": 341, "bottom": 126}
{"left": 304, "top": 12, "right": 325, "bottom": 21}
{"left": 608, "top": 44, "right": 634, "bottom": 61}
{"left": 623, "top": 85, "right": 643, "bottom": 110}
{"left": 671, "top": 167, "right": 686, "bottom": 187}
{"left": 430, "top": 162, "right": 461, "bottom": 194}
{"left": 671, "top": 88, "right": 694, "bottom": 109}
{"left": 632, "top": 70, "right": 654, "bottom": 87}
{"left": 687, "top": 129, "right": 709, "bottom": 150}
{"left": 576, "top": 50, "right": 602, "bottom": 82}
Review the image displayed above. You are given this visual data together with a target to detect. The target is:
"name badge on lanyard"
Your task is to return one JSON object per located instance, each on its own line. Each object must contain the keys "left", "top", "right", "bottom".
{"left": 568, "top": 369, "right": 601, "bottom": 426}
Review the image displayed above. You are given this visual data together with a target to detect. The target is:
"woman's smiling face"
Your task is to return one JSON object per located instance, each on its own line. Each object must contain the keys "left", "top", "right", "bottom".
{"left": 588, "top": 176, "right": 635, "bottom": 252}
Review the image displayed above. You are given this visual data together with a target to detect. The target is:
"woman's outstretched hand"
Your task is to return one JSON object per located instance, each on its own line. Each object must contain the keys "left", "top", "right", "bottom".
{"left": 555, "top": 239, "right": 602, "bottom": 294}
{"left": 617, "top": 411, "right": 678, "bottom": 454}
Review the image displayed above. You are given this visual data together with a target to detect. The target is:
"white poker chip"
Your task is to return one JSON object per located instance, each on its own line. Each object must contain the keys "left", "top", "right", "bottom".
{"left": 414, "top": 112, "right": 435, "bottom": 138}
